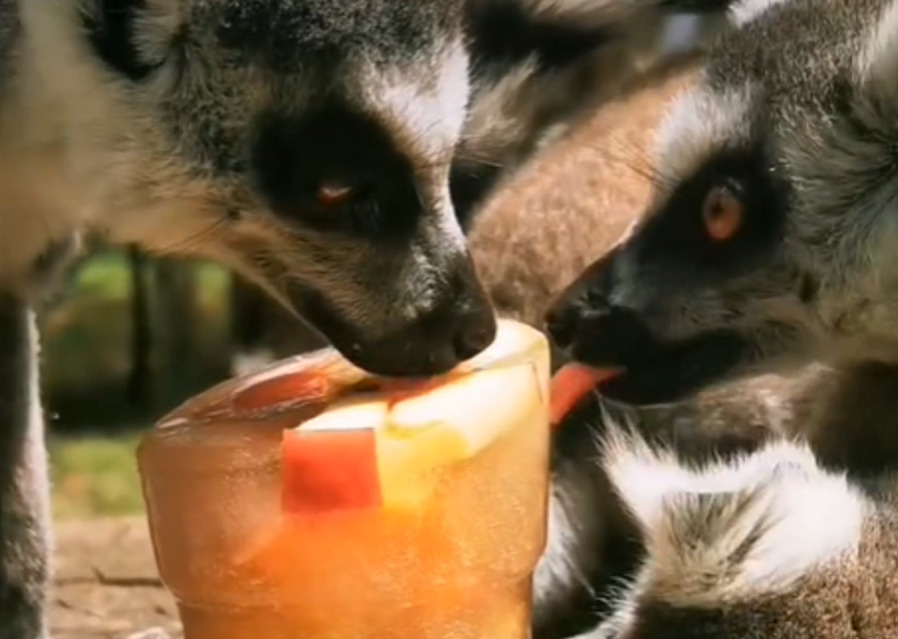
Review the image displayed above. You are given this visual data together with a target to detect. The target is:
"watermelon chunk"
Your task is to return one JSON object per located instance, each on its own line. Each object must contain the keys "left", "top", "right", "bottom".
{"left": 281, "top": 427, "right": 382, "bottom": 514}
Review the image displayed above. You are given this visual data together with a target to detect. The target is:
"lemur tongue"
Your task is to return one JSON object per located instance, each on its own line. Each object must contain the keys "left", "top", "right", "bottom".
{"left": 550, "top": 363, "right": 621, "bottom": 428}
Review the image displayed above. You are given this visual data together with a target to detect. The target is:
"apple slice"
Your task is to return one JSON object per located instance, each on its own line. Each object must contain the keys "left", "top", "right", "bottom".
{"left": 385, "top": 362, "right": 544, "bottom": 461}
{"left": 375, "top": 364, "right": 542, "bottom": 508}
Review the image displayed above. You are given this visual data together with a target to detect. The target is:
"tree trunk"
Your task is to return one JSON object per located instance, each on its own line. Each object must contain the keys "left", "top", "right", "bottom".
{"left": 151, "top": 257, "right": 197, "bottom": 411}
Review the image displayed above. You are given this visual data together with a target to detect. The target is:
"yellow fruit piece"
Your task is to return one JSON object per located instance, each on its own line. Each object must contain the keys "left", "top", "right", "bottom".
{"left": 292, "top": 319, "right": 550, "bottom": 509}
{"left": 376, "top": 362, "right": 545, "bottom": 508}
{"left": 375, "top": 422, "right": 469, "bottom": 508}
{"left": 298, "top": 395, "right": 388, "bottom": 432}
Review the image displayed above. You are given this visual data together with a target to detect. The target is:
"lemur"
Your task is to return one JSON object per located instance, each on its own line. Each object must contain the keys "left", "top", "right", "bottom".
{"left": 536, "top": 0, "right": 898, "bottom": 637}
{"left": 0, "top": 1, "right": 735, "bottom": 637}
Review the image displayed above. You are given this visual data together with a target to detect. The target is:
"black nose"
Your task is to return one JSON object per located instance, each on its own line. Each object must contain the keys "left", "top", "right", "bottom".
{"left": 546, "top": 250, "right": 617, "bottom": 351}
{"left": 452, "top": 310, "right": 498, "bottom": 361}
{"left": 545, "top": 303, "right": 578, "bottom": 349}
{"left": 342, "top": 304, "right": 497, "bottom": 377}
{"left": 303, "top": 260, "right": 498, "bottom": 377}
{"left": 548, "top": 293, "right": 668, "bottom": 371}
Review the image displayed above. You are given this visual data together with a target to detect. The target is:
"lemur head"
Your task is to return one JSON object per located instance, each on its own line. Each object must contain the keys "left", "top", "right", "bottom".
{"left": 547, "top": 0, "right": 898, "bottom": 405}
{"left": 19, "top": 0, "right": 494, "bottom": 376}
{"left": 24, "top": 0, "right": 673, "bottom": 376}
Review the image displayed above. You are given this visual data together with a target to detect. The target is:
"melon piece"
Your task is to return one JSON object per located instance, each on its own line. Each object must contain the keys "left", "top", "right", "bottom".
{"left": 279, "top": 318, "right": 550, "bottom": 512}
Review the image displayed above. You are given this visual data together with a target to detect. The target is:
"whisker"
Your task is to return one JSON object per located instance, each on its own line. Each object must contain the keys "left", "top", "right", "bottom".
{"left": 153, "top": 216, "right": 230, "bottom": 255}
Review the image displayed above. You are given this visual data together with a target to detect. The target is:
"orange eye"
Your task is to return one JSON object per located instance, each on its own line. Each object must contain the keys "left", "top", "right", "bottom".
{"left": 702, "top": 185, "right": 743, "bottom": 242}
{"left": 317, "top": 182, "right": 354, "bottom": 207}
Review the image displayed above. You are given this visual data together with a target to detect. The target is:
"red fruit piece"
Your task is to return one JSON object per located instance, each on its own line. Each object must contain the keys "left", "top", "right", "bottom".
{"left": 233, "top": 373, "right": 331, "bottom": 413}
{"left": 549, "top": 364, "right": 621, "bottom": 428}
{"left": 281, "top": 427, "right": 383, "bottom": 514}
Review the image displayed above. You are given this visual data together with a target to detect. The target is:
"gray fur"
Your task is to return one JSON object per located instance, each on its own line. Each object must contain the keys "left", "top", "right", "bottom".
{"left": 0, "top": 293, "right": 50, "bottom": 639}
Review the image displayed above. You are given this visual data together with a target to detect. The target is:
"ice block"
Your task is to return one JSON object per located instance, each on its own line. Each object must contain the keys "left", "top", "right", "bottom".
{"left": 137, "top": 318, "right": 551, "bottom": 639}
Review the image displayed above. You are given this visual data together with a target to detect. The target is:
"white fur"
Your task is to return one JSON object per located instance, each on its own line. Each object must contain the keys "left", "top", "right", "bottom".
{"left": 1, "top": 0, "right": 226, "bottom": 293}
{"left": 654, "top": 84, "right": 756, "bottom": 193}
{"left": 534, "top": 478, "right": 596, "bottom": 609}
{"left": 855, "top": 0, "right": 898, "bottom": 88}
{"left": 730, "top": 0, "right": 792, "bottom": 27}
{"left": 24, "top": 305, "right": 52, "bottom": 562}
{"left": 602, "top": 425, "right": 865, "bottom": 606}
{"left": 358, "top": 40, "right": 470, "bottom": 169}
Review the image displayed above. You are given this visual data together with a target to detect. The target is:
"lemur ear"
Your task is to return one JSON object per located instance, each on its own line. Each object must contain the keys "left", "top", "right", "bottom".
{"left": 82, "top": 0, "right": 165, "bottom": 80}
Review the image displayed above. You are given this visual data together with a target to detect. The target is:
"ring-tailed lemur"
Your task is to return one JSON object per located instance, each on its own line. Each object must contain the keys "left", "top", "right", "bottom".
{"left": 548, "top": 0, "right": 898, "bottom": 407}
{"left": 538, "top": 0, "right": 898, "bottom": 636}
{"left": 0, "top": 1, "right": 736, "bottom": 637}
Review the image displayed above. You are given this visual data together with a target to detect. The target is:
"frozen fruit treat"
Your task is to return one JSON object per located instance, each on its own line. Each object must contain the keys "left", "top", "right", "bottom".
{"left": 138, "top": 318, "right": 551, "bottom": 639}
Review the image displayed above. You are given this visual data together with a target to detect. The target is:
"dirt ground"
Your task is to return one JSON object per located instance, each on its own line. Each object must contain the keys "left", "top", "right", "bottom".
{"left": 52, "top": 64, "right": 696, "bottom": 639}
{"left": 52, "top": 517, "right": 180, "bottom": 639}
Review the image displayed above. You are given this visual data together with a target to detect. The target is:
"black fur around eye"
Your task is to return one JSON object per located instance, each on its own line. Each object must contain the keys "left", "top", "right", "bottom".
{"left": 252, "top": 106, "right": 420, "bottom": 239}
{"left": 307, "top": 182, "right": 386, "bottom": 235}
{"left": 84, "top": 0, "right": 166, "bottom": 81}
{"left": 635, "top": 149, "right": 789, "bottom": 279}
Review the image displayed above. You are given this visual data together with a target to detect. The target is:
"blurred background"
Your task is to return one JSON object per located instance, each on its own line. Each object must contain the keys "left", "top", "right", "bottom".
{"left": 43, "top": 247, "right": 250, "bottom": 522}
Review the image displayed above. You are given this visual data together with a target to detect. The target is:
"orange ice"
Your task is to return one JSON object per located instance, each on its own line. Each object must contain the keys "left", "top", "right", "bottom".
{"left": 138, "top": 318, "right": 551, "bottom": 639}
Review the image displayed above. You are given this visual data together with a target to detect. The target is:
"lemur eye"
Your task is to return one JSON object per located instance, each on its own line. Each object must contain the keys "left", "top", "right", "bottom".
{"left": 702, "top": 184, "right": 743, "bottom": 242}
{"left": 316, "top": 182, "right": 355, "bottom": 208}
